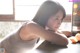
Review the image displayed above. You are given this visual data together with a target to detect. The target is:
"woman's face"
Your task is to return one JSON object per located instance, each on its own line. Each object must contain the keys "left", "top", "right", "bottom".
{"left": 47, "top": 10, "right": 64, "bottom": 31}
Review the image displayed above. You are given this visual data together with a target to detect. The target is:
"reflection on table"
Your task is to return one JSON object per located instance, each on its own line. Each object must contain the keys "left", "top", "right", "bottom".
{"left": 32, "top": 41, "right": 80, "bottom": 53}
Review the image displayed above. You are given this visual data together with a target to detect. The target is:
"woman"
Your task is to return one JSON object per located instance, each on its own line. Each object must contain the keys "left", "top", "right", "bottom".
{"left": 0, "top": 0, "right": 68, "bottom": 53}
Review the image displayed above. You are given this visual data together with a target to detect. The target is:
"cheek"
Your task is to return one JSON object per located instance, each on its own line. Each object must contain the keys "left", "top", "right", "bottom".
{"left": 49, "top": 21, "right": 57, "bottom": 28}
{"left": 50, "top": 20, "right": 57, "bottom": 26}
{"left": 47, "top": 20, "right": 54, "bottom": 28}
{"left": 52, "top": 23, "right": 58, "bottom": 28}
{"left": 51, "top": 21, "right": 60, "bottom": 28}
{"left": 47, "top": 19, "right": 59, "bottom": 28}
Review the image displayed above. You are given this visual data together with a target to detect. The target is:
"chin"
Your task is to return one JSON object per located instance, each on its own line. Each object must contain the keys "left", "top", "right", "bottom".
{"left": 51, "top": 29, "right": 56, "bottom": 32}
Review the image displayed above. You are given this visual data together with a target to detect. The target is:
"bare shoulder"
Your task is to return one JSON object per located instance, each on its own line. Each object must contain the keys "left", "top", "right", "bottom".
{"left": 19, "top": 21, "right": 41, "bottom": 40}
{"left": 24, "top": 21, "right": 45, "bottom": 32}
{"left": 25, "top": 21, "right": 42, "bottom": 28}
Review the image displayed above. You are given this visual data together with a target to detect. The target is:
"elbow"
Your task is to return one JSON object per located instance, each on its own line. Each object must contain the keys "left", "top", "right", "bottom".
{"left": 51, "top": 38, "right": 69, "bottom": 46}
{"left": 64, "top": 39, "right": 69, "bottom": 46}
{"left": 55, "top": 38, "right": 69, "bottom": 46}
{"left": 59, "top": 38, "right": 69, "bottom": 46}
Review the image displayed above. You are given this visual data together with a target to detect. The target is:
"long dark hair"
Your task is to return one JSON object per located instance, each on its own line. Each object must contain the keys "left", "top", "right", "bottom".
{"left": 32, "top": 0, "right": 66, "bottom": 28}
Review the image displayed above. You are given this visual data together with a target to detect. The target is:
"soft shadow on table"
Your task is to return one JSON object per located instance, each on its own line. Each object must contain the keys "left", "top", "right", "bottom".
{"left": 35, "top": 41, "right": 80, "bottom": 53}
{"left": 36, "top": 41, "right": 67, "bottom": 53}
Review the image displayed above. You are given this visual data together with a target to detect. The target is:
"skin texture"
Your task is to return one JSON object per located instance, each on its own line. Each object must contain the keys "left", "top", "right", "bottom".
{"left": 0, "top": 8, "right": 68, "bottom": 53}
{"left": 19, "top": 10, "right": 68, "bottom": 46}
{"left": 46, "top": 10, "right": 63, "bottom": 31}
{"left": 0, "top": 1, "right": 68, "bottom": 53}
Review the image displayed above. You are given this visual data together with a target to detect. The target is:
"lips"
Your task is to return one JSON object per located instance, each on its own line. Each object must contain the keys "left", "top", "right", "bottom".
{"left": 55, "top": 27, "right": 58, "bottom": 29}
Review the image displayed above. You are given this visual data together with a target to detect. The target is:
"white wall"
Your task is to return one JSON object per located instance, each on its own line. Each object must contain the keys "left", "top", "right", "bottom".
{"left": 0, "top": 0, "right": 13, "bottom": 14}
{"left": 15, "top": 0, "right": 73, "bottom": 20}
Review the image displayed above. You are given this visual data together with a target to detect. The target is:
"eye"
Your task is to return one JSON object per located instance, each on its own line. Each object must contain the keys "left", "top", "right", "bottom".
{"left": 55, "top": 16, "right": 59, "bottom": 20}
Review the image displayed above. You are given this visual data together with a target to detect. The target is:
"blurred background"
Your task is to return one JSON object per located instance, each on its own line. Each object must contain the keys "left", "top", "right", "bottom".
{"left": 0, "top": 0, "right": 73, "bottom": 40}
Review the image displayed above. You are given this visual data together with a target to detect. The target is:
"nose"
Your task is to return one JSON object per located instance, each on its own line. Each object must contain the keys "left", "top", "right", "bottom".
{"left": 57, "top": 21, "right": 61, "bottom": 27}
{"left": 58, "top": 21, "right": 61, "bottom": 25}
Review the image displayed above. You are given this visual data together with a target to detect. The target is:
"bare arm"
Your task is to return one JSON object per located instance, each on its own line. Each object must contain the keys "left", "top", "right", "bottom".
{"left": 20, "top": 23, "right": 68, "bottom": 46}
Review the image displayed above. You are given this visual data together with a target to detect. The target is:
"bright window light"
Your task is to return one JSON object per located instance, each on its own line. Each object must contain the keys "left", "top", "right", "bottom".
{"left": 15, "top": 0, "right": 73, "bottom": 20}
{"left": 0, "top": 0, "right": 13, "bottom": 14}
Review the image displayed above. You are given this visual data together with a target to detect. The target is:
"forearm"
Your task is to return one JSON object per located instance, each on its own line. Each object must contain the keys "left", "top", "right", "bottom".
{"left": 32, "top": 29, "right": 68, "bottom": 46}
{"left": 24, "top": 23, "right": 69, "bottom": 46}
{"left": 41, "top": 30, "right": 68, "bottom": 46}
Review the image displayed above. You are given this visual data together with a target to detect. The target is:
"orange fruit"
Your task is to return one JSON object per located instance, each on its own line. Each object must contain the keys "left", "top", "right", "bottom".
{"left": 69, "top": 36, "right": 78, "bottom": 44}
{"left": 75, "top": 33, "right": 80, "bottom": 41}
